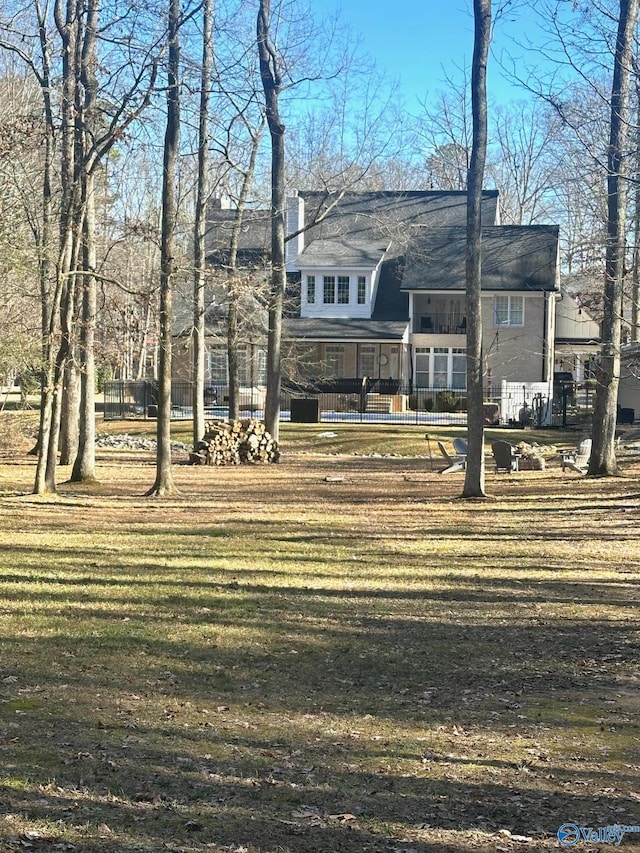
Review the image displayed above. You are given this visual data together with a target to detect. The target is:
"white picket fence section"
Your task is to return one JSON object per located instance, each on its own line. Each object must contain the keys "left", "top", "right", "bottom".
{"left": 500, "top": 380, "right": 553, "bottom": 427}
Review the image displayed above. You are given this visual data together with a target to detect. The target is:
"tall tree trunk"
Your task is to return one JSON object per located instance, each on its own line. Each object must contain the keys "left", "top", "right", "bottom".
{"left": 227, "top": 287, "right": 240, "bottom": 419}
{"left": 589, "top": 0, "right": 639, "bottom": 476}
{"left": 192, "top": 0, "right": 213, "bottom": 446}
{"left": 258, "top": 0, "right": 286, "bottom": 442}
{"left": 39, "top": 0, "right": 85, "bottom": 492}
{"left": 31, "top": 0, "right": 55, "bottom": 464}
{"left": 59, "top": 358, "right": 79, "bottom": 465}
{"left": 147, "top": 0, "right": 180, "bottom": 496}
{"left": 632, "top": 176, "right": 640, "bottom": 342}
{"left": 36, "top": 0, "right": 81, "bottom": 494}
{"left": 72, "top": 172, "right": 97, "bottom": 482}
{"left": 462, "top": 0, "right": 491, "bottom": 499}
{"left": 71, "top": 0, "right": 99, "bottom": 482}
{"left": 631, "top": 87, "right": 640, "bottom": 343}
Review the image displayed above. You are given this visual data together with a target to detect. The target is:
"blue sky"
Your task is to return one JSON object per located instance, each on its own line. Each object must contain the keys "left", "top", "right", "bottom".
{"left": 317, "top": 0, "right": 550, "bottom": 108}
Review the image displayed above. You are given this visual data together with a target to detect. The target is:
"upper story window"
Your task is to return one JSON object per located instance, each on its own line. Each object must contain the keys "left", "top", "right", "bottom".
{"left": 323, "top": 275, "right": 335, "bottom": 304}
{"left": 306, "top": 275, "right": 316, "bottom": 304}
{"left": 303, "top": 272, "right": 369, "bottom": 311}
{"left": 495, "top": 295, "right": 524, "bottom": 327}
{"left": 357, "top": 276, "right": 366, "bottom": 304}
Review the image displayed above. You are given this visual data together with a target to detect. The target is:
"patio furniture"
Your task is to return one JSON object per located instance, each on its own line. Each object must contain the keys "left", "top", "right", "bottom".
{"left": 491, "top": 440, "right": 520, "bottom": 473}
{"left": 437, "top": 440, "right": 466, "bottom": 474}
{"left": 561, "top": 437, "right": 592, "bottom": 475}
{"left": 453, "top": 437, "right": 468, "bottom": 456}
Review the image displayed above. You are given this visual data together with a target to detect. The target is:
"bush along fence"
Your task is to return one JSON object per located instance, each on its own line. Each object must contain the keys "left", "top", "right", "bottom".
{"left": 103, "top": 379, "right": 597, "bottom": 428}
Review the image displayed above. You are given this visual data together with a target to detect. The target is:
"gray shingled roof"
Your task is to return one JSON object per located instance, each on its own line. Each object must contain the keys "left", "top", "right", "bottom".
{"left": 300, "top": 190, "right": 499, "bottom": 233}
{"left": 283, "top": 317, "right": 408, "bottom": 341}
{"left": 205, "top": 206, "right": 272, "bottom": 266}
{"left": 401, "top": 225, "right": 560, "bottom": 292}
{"left": 296, "top": 235, "right": 389, "bottom": 267}
{"left": 296, "top": 190, "right": 500, "bottom": 269}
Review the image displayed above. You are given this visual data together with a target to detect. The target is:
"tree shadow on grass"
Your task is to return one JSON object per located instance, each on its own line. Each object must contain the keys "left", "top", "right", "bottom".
{"left": 0, "top": 711, "right": 637, "bottom": 852}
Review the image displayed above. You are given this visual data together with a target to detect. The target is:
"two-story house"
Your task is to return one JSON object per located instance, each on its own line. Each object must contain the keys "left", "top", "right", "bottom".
{"left": 283, "top": 190, "right": 560, "bottom": 399}
{"left": 173, "top": 189, "right": 598, "bottom": 419}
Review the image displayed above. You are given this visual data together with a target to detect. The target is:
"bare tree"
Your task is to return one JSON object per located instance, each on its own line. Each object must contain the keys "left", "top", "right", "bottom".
{"left": 462, "top": 0, "right": 492, "bottom": 500}
{"left": 257, "top": 0, "right": 286, "bottom": 440}
{"left": 192, "top": 0, "right": 213, "bottom": 446}
{"left": 71, "top": 0, "right": 99, "bottom": 482}
{"left": 147, "top": 0, "right": 180, "bottom": 496}
{"left": 589, "top": 0, "right": 639, "bottom": 476}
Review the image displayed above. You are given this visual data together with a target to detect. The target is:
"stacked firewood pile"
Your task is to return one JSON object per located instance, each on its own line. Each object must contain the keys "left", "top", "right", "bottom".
{"left": 189, "top": 418, "right": 280, "bottom": 466}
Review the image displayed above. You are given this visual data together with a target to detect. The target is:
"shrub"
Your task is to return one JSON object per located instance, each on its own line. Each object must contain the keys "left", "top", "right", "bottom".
{"left": 435, "top": 391, "right": 462, "bottom": 413}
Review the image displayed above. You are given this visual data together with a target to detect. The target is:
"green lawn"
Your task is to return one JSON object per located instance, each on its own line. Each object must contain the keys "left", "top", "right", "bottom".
{"left": 0, "top": 422, "right": 638, "bottom": 851}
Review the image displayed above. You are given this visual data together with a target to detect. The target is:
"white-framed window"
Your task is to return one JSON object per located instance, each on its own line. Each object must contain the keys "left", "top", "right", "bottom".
{"left": 495, "top": 295, "right": 524, "bottom": 327}
{"left": 414, "top": 346, "right": 467, "bottom": 389}
{"left": 451, "top": 348, "right": 466, "bottom": 389}
{"left": 324, "top": 344, "right": 344, "bottom": 377}
{"left": 256, "top": 348, "right": 267, "bottom": 385}
{"left": 323, "top": 275, "right": 335, "bottom": 304}
{"left": 210, "top": 345, "right": 266, "bottom": 385}
{"left": 415, "top": 347, "right": 430, "bottom": 388}
{"left": 337, "top": 275, "right": 350, "bottom": 304}
{"left": 306, "top": 275, "right": 316, "bottom": 304}
{"left": 210, "top": 346, "right": 227, "bottom": 382}
{"left": 357, "top": 276, "right": 366, "bottom": 304}
{"left": 359, "top": 345, "right": 376, "bottom": 377}
{"left": 433, "top": 347, "right": 448, "bottom": 388}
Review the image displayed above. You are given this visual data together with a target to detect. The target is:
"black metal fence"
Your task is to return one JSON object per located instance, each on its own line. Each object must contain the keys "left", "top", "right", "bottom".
{"left": 103, "top": 379, "right": 597, "bottom": 428}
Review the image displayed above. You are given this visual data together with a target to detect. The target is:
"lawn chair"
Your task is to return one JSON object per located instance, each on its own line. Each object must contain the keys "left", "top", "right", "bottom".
{"left": 453, "top": 437, "right": 468, "bottom": 457}
{"left": 437, "top": 440, "right": 466, "bottom": 474}
{"left": 491, "top": 440, "right": 519, "bottom": 473}
{"left": 561, "top": 437, "right": 592, "bottom": 475}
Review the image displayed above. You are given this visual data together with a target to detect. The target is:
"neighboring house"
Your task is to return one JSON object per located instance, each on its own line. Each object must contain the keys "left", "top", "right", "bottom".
{"left": 553, "top": 294, "right": 600, "bottom": 384}
{"left": 618, "top": 342, "right": 640, "bottom": 422}
{"left": 173, "top": 189, "right": 599, "bottom": 413}
{"left": 283, "top": 190, "right": 561, "bottom": 398}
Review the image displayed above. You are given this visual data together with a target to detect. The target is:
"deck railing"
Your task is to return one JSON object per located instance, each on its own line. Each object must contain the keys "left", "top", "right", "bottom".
{"left": 414, "top": 313, "right": 467, "bottom": 334}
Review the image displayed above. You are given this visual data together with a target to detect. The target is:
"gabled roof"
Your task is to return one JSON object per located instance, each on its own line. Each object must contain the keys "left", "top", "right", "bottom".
{"left": 300, "top": 190, "right": 499, "bottom": 233}
{"left": 401, "top": 225, "right": 560, "bottom": 292}
{"left": 297, "top": 235, "right": 389, "bottom": 268}
{"left": 296, "top": 190, "right": 500, "bottom": 270}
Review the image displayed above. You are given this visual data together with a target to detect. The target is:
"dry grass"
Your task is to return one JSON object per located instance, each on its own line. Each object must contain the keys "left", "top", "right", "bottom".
{"left": 0, "top": 421, "right": 639, "bottom": 852}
